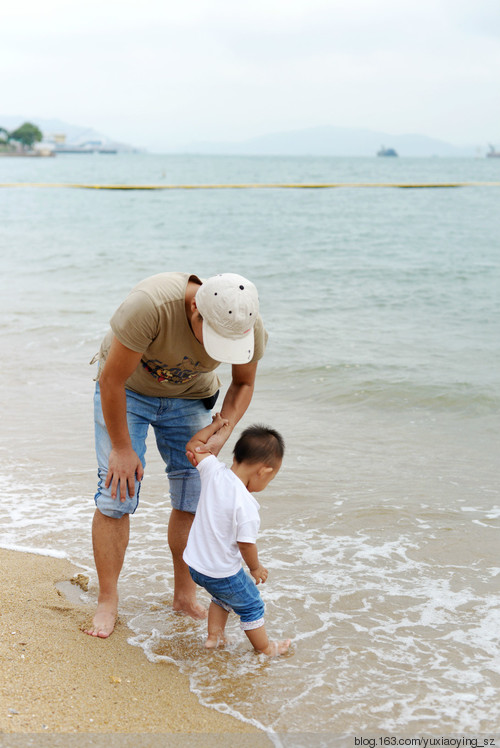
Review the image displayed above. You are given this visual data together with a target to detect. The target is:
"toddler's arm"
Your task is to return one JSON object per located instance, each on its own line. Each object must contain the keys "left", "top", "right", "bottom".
{"left": 186, "top": 412, "right": 228, "bottom": 466}
{"left": 238, "top": 542, "right": 268, "bottom": 585}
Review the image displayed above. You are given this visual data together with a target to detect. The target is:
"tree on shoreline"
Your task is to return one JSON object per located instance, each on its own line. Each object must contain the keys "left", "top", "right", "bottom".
{"left": 4, "top": 122, "right": 43, "bottom": 149}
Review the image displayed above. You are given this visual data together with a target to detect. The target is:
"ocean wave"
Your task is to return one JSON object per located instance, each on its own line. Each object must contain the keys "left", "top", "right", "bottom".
{"left": 260, "top": 365, "right": 500, "bottom": 414}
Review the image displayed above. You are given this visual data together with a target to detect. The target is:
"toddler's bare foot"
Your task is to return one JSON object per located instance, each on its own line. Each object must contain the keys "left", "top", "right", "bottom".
{"left": 260, "top": 639, "right": 291, "bottom": 656}
{"left": 205, "top": 633, "right": 227, "bottom": 649}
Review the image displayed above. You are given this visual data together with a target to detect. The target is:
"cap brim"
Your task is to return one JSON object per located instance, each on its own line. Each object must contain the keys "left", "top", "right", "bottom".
{"left": 202, "top": 321, "right": 254, "bottom": 364}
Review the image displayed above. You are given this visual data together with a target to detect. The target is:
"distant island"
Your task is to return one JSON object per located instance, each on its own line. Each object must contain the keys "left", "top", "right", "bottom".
{"left": 0, "top": 120, "right": 118, "bottom": 157}
{"left": 0, "top": 116, "right": 140, "bottom": 156}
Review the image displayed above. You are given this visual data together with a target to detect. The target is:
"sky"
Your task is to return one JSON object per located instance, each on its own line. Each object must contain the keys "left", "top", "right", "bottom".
{"left": 1, "top": 0, "right": 499, "bottom": 151}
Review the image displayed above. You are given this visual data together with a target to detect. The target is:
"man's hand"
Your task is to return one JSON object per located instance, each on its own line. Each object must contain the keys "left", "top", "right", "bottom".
{"left": 196, "top": 361, "right": 258, "bottom": 458}
{"left": 105, "top": 446, "right": 144, "bottom": 501}
{"left": 250, "top": 565, "right": 268, "bottom": 585}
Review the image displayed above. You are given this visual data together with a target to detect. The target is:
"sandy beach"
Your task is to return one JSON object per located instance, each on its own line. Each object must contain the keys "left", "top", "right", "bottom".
{"left": 0, "top": 548, "right": 268, "bottom": 746}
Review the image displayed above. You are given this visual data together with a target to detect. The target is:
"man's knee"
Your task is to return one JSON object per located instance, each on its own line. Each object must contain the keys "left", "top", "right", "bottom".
{"left": 168, "top": 468, "right": 201, "bottom": 513}
{"left": 94, "top": 468, "right": 141, "bottom": 518}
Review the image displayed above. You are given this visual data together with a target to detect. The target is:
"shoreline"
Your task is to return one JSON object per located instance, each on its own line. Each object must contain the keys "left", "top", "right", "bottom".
{"left": 0, "top": 548, "right": 267, "bottom": 744}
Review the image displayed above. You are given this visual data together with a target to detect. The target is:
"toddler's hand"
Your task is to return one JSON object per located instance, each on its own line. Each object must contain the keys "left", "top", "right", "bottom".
{"left": 211, "top": 412, "right": 229, "bottom": 429}
{"left": 251, "top": 565, "right": 268, "bottom": 585}
{"left": 185, "top": 439, "right": 207, "bottom": 466}
{"left": 201, "top": 412, "right": 230, "bottom": 456}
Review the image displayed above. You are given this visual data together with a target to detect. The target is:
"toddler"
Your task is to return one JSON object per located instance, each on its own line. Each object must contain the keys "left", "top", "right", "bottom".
{"left": 183, "top": 415, "right": 291, "bottom": 656}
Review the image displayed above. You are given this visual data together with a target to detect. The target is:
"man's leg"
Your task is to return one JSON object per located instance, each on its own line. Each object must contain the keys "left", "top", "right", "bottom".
{"left": 88, "top": 384, "right": 149, "bottom": 637}
{"left": 154, "top": 397, "right": 212, "bottom": 620}
{"left": 84, "top": 510, "right": 129, "bottom": 638}
{"left": 168, "top": 508, "right": 207, "bottom": 619}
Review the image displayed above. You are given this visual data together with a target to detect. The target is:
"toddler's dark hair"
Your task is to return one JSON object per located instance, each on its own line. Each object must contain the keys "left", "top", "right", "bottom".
{"left": 233, "top": 425, "right": 285, "bottom": 467}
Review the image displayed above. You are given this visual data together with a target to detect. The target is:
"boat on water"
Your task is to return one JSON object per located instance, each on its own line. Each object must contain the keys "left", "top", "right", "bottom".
{"left": 377, "top": 146, "right": 398, "bottom": 157}
{"left": 486, "top": 144, "right": 500, "bottom": 158}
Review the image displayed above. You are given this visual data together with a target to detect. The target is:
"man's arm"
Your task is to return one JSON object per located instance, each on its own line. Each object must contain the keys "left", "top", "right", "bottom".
{"left": 98, "top": 336, "right": 145, "bottom": 501}
{"left": 200, "top": 361, "right": 258, "bottom": 456}
{"left": 238, "top": 542, "right": 268, "bottom": 585}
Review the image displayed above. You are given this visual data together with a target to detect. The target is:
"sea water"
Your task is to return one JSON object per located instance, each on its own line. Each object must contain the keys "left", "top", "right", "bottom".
{"left": 0, "top": 154, "right": 499, "bottom": 741}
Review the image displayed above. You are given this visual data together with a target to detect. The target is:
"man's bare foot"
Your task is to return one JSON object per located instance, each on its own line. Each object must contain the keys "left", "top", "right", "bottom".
{"left": 259, "top": 639, "right": 292, "bottom": 656}
{"left": 173, "top": 597, "right": 207, "bottom": 620}
{"left": 83, "top": 601, "right": 118, "bottom": 638}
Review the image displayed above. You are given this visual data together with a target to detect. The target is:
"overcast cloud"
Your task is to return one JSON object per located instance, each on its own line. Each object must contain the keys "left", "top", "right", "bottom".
{"left": 1, "top": 0, "right": 499, "bottom": 151}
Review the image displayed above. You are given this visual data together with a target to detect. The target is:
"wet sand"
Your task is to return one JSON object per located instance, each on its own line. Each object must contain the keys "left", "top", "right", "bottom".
{"left": 0, "top": 548, "right": 268, "bottom": 745}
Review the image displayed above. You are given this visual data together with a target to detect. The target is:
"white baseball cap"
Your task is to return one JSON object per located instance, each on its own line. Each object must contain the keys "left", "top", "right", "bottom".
{"left": 195, "top": 273, "right": 259, "bottom": 364}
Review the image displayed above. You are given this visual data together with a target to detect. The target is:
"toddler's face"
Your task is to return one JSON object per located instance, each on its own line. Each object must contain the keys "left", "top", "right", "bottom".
{"left": 248, "top": 460, "right": 282, "bottom": 493}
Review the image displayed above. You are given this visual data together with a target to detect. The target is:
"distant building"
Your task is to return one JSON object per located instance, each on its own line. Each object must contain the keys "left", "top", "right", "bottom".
{"left": 40, "top": 131, "right": 118, "bottom": 154}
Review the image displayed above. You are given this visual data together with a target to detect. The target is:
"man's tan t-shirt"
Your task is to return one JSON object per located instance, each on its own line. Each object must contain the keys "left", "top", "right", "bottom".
{"left": 96, "top": 272, "right": 268, "bottom": 399}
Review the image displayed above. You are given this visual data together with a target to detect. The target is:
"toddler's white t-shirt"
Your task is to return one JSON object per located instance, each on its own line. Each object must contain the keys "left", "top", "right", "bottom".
{"left": 183, "top": 455, "right": 260, "bottom": 578}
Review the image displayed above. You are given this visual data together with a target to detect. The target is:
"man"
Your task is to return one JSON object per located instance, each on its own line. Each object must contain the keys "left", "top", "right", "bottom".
{"left": 84, "top": 272, "right": 267, "bottom": 638}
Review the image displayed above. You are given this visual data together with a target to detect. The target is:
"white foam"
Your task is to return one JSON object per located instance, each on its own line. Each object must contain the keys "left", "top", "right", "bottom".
{"left": 0, "top": 543, "right": 68, "bottom": 559}
{"left": 2, "top": 459, "right": 500, "bottom": 735}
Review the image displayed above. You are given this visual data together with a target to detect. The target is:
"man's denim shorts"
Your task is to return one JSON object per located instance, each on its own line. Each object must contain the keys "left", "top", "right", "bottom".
{"left": 189, "top": 566, "right": 265, "bottom": 630}
{"left": 94, "top": 383, "right": 212, "bottom": 518}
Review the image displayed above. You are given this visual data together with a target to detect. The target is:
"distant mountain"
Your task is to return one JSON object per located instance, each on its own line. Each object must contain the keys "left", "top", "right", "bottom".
{"left": 0, "top": 115, "right": 141, "bottom": 153}
{"left": 183, "top": 125, "right": 479, "bottom": 158}
{"left": 0, "top": 116, "right": 485, "bottom": 157}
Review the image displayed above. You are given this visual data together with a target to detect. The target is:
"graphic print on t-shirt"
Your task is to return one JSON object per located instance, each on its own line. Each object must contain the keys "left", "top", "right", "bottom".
{"left": 142, "top": 356, "right": 203, "bottom": 384}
